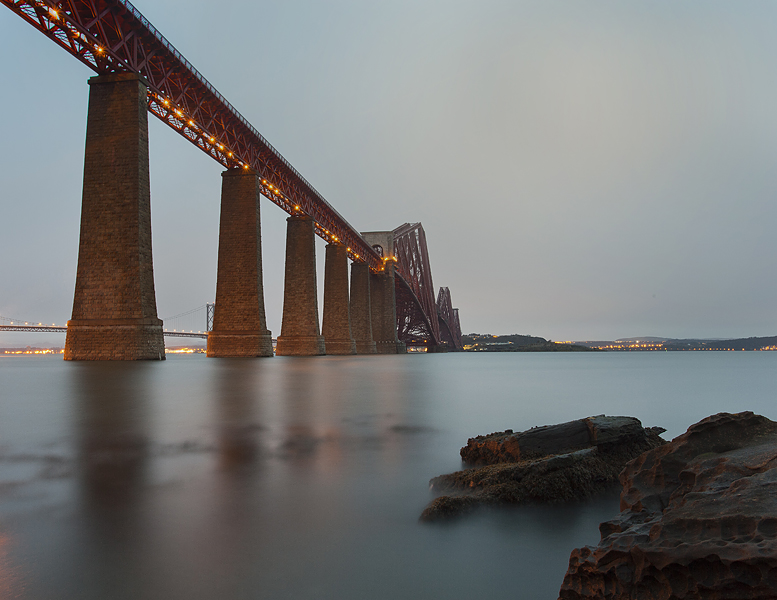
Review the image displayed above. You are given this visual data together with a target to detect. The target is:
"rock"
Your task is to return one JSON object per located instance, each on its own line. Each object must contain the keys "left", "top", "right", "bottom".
{"left": 460, "top": 415, "right": 656, "bottom": 465}
{"left": 421, "top": 416, "right": 665, "bottom": 521}
{"left": 559, "top": 411, "right": 777, "bottom": 600}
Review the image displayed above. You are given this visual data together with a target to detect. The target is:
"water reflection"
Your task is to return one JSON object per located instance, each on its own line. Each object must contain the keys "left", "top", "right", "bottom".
{"left": 73, "top": 363, "right": 150, "bottom": 510}
{"left": 68, "top": 363, "right": 154, "bottom": 599}
{"left": 280, "top": 359, "right": 323, "bottom": 465}
{"left": 213, "top": 361, "right": 264, "bottom": 471}
{"left": 0, "top": 532, "right": 25, "bottom": 599}
{"left": 8, "top": 353, "right": 768, "bottom": 599}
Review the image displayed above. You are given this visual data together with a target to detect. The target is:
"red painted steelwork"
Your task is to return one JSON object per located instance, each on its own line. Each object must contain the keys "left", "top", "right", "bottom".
{"left": 452, "top": 308, "right": 461, "bottom": 344}
{"left": 392, "top": 223, "right": 441, "bottom": 347}
{"left": 436, "top": 287, "right": 462, "bottom": 350}
{"left": 2, "top": 0, "right": 382, "bottom": 270}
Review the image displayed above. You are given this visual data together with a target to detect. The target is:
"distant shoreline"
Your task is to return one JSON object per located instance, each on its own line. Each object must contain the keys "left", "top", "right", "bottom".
{"left": 462, "top": 333, "right": 777, "bottom": 352}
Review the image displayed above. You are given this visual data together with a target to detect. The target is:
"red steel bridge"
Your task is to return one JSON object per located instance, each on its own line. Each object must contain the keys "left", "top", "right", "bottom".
{"left": 1, "top": 0, "right": 462, "bottom": 351}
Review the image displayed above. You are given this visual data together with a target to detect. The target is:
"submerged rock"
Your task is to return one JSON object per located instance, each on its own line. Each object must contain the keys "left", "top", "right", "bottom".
{"left": 559, "top": 411, "right": 777, "bottom": 600}
{"left": 421, "top": 416, "right": 665, "bottom": 521}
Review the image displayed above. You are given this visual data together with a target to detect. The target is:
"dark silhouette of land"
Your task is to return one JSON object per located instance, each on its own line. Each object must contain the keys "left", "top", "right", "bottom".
{"left": 462, "top": 334, "right": 595, "bottom": 352}
{"left": 574, "top": 336, "right": 777, "bottom": 351}
{"left": 464, "top": 334, "right": 777, "bottom": 352}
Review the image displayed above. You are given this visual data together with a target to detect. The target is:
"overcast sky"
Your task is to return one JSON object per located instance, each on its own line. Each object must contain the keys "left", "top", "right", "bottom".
{"left": 2, "top": 0, "right": 776, "bottom": 347}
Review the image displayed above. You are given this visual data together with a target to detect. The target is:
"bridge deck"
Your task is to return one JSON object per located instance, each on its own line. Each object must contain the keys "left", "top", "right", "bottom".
{"left": 2, "top": 0, "right": 382, "bottom": 270}
{"left": 0, "top": 325, "right": 207, "bottom": 340}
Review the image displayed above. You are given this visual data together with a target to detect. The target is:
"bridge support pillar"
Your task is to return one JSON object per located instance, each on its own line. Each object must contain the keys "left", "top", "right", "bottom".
{"left": 65, "top": 72, "right": 164, "bottom": 361}
{"left": 322, "top": 244, "right": 356, "bottom": 354}
{"left": 349, "top": 263, "right": 376, "bottom": 354}
{"left": 207, "top": 169, "right": 273, "bottom": 357}
{"left": 276, "top": 215, "right": 325, "bottom": 356}
{"left": 370, "top": 262, "right": 406, "bottom": 354}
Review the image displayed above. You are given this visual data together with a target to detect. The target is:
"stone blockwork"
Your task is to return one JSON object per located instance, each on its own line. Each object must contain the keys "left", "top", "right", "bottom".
{"left": 65, "top": 322, "right": 165, "bottom": 361}
{"left": 276, "top": 215, "right": 325, "bottom": 356}
{"left": 321, "top": 243, "right": 356, "bottom": 355}
{"left": 207, "top": 169, "right": 273, "bottom": 357}
{"left": 349, "top": 262, "right": 376, "bottom": 354}
{"left": 370, "top": 262, "right": 405, "bottom": 354}
{"left": 65, "top": 72, "right": 164, "bottom": 361}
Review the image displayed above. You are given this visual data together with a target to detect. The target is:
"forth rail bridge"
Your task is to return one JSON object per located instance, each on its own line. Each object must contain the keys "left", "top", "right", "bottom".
{"left": 1, "top": 0, "right": 462, "bottom": 359}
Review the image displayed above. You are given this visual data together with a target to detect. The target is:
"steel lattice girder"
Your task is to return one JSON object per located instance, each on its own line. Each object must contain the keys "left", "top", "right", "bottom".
{"left": 452, "top": 308, "right": 461, "bottom": 344}
{"left": 2, "top": 0, "right": 382, "bottom": 270}
{"left": 394, "top": 274, "right": 436, "bottom": 346}
{"left": 436, "top": 287, "right": 462, "bottom": 350}
{"left": 392, "top": 223, "right": 441, "bottom": 346}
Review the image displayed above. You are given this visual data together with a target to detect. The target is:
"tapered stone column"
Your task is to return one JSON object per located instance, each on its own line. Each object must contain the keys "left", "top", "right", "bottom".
{"left": 276, "top": 215, "right": 325, "bottom": 356}
{"left": 322, "top": 244, "right": 357, "bottom": 354}
{"left": 349, "top": 262, "right": 376, "bottom": 354}
{"left": 65, "top": 72, "right": 164, "bottom": 361}
{"left": 207, "top": 169, "right": 273, "bottom": 357}
{"left": 370, "top": 262, "right": 406, "bottom": 354}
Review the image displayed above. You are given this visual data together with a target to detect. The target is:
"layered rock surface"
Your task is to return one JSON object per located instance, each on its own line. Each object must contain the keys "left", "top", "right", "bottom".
{"left": 559, "top": 411, "right": 777, "bottom": 600}
{"left": 421, "top": 416, "right": 665, "bottom": 521}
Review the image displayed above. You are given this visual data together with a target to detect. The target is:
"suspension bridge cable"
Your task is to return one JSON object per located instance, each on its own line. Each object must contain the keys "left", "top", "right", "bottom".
{"left": 160, "top": 305, "right": 207, "bottom": 321}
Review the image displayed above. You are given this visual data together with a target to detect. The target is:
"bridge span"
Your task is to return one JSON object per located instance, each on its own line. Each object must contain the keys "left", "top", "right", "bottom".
{"left": 1, "top": 0, "right": 462, "bottom": 359}
{"left": 0, "top": 325, "right": 207, "bottom": 340}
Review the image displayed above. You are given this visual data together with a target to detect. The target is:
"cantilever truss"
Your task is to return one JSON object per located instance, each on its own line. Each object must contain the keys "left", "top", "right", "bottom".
{"left": 2, "top": 0, "right": 382, "bottom": 270}
{"left": 436, "top": 287, "right": 463, "bottom": 350}
{"left": 392, "top": 223, "right": 461, "bottom": 350}
{"left": 393, "top": 223, "right": 439, "bottom": 347}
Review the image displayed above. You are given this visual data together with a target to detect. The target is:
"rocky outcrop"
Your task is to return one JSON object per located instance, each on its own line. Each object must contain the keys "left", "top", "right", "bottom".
{"left": 421, "top": 416, "right": 665, "bottom": 521}
{"left": 461, "top": 416, "right": 656, "bottom": 465}
{"left": 559, "top": 412, "right": 777, "bottom": 600}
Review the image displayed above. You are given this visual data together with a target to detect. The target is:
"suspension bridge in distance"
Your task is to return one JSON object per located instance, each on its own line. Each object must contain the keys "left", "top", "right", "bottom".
{"left": 0, "top": 319, "right": 208, "bottom": 339}
{"left": 1, "top": 0, "right": 463, "bottom": 358}
{"left": 0, "top": 325, "right": 208, "bottom": 340}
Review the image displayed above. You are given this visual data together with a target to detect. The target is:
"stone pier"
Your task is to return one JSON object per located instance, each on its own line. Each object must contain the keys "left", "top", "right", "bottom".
{"left": 207, "top": 169, "right": 273, "bottom": 357}
{"left": 349, "top": 262, "right": 376, "bottom": 354}
{"left": 370, "top": 261, "right": 406, "bottom": 354}
{"left": 65, "top": 73, "right": 164, "bottom": 361}
{"left": 321, "top": 244, "right": 356, "bottom": 354}
{"left": 275, "top": 215, "right": 325, "bottom": 356}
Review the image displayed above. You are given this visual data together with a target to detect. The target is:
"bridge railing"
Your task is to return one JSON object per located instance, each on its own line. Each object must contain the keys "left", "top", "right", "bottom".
{"left": 3, "top": 0, "right": 383, "bottom": 271}
{"left": 115, "top": 0, "right": 326, "bottom": 213}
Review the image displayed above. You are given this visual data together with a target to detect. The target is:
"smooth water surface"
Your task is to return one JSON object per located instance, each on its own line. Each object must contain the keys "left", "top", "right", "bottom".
{"left": 0, "top": 352, "right": 774, "bottom": 599}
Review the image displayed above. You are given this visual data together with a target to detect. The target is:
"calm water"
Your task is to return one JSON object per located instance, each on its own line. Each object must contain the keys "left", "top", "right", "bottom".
{"left": 0, "top": 352, "right": 774, "bottom": 599}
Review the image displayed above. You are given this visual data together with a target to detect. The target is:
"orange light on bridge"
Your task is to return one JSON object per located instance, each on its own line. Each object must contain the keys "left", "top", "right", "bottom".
{"left": 294, "top": 205, "right": 300, "bottom": 211}
{"left": 49, "top": 9, "right": 58, "bottom": 18}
